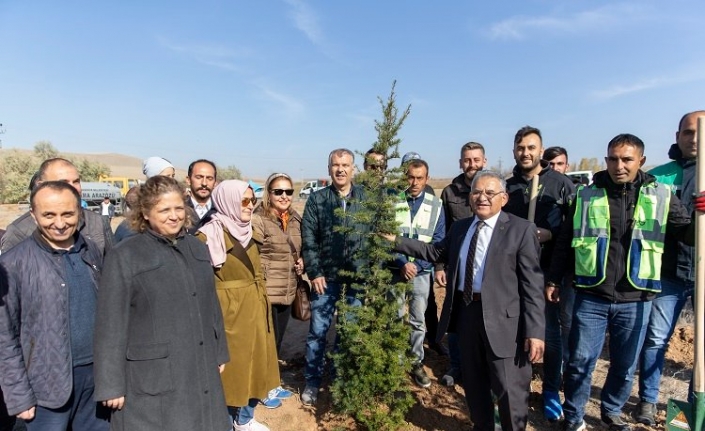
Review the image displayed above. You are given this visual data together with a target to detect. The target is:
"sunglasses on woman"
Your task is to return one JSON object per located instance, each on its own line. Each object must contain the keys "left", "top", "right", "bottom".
{"left": 270, "top": 189, "right": 295, "bottom": 196}
{"left": 241, "top": 197, "right": 258, "bottom": 206}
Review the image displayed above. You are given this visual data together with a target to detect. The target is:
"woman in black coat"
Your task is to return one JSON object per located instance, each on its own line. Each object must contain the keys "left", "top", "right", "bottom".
{"left": 93, "top": 176, "right": 230, "bottom": 431}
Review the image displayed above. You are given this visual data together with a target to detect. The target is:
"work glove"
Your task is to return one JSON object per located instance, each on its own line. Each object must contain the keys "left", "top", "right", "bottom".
{"left": 695, "top": 192, "right": 705, "bottom": 212}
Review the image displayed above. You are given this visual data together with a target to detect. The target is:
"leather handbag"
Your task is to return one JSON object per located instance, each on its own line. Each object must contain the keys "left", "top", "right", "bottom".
{"left": 286, "top": 235, "right": 311, "bottom": 321}
{"left": 291, "top": 277, "right": 311, "bottom": 321}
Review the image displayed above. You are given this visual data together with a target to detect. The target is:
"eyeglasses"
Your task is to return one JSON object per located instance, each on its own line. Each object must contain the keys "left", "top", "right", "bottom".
{"left": 241, "top": 197, "right": 257, "bottom": 207}
{"left": 470, "top": 189, "right": 505, "bottom": 200}
{"left": 270, "top": 188, "right": 295, "bottom": 196}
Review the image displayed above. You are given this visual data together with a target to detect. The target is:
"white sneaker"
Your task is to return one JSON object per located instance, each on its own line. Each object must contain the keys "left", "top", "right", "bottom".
{"left": 233, "top": 418, "right": 270, "bottom": 431}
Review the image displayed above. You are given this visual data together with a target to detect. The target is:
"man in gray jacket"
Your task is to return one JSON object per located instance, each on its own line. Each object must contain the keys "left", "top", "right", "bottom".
{"left": 0, "top": 181, "right": 108, "bottom": 430}
{"left": 1, "top": 158, "right": 114, "bottom": 254}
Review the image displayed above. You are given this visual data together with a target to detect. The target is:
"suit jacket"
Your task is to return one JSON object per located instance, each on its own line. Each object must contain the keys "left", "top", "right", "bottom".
{"left": 185, "top": 198, "right": 217, "bottom": 234}
{"left": 394, "top": 211, "right": 545, "bottom": 358}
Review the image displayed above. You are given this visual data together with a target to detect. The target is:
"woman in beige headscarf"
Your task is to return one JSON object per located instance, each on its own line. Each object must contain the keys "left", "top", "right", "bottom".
{"left": 197, "top": 180, "right": 279, "bottom": 431}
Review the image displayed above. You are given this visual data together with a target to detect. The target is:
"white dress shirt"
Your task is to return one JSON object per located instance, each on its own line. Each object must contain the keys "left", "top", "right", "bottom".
{"left": 457, "top": 212, "right": 501, "bottom": 293}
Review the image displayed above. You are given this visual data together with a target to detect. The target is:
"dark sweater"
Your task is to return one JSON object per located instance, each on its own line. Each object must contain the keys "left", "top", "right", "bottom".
{"left": 62, "top": 236, "right": 98, "bottom": 366}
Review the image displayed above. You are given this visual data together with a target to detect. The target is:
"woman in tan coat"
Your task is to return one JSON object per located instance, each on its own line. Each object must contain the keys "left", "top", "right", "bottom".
{"left": 198, "top": 180, "right": 279, "bottom": 431}
{"left": 252, "top": 173, "right": 303, "bottom": 403}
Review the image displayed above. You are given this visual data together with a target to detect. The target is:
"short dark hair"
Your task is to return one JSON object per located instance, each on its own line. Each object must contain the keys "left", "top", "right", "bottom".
{"left": 28, "top": 171, "right": 40, "bottom": 191}
{"left": 678, "top": 110, "right": 705, "bottom": 131}
{"left": 30, "top": 180, "right": 81, "bottom": 211}
{"left": 514, "top": 126, "right": 542, "bottom": 146}
{"left": 543, "top": 146, "right": 568, "bottom": 162}
{"left": 607, "top": 133, "right": 645, "bottom": 155}
{"left": 406, "top": 159, "right": 429, "bottom": 175}
{"left": 363, "top": 148, "right": 387, "bottom": 170}
{"left": 460, "top": 142, "right": 485, "bottom": 157}
{"left": 187, "top": 159, "right": 217, "bottom": 179}
{"left": 37, "top": 158, "right": 76, "bottom": 181}
{"left": 124, "top": 186, "right": 140, "bottom": 210}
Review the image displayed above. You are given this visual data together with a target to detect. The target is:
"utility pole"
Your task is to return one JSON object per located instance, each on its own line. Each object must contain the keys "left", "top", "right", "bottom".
{"left": 0, "top": 123, "right": 4, "bottom": 149}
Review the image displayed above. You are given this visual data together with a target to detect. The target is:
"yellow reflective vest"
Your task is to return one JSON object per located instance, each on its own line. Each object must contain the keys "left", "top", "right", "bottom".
{"left": 572, "top": 182, "right": 671, "bottom": 292}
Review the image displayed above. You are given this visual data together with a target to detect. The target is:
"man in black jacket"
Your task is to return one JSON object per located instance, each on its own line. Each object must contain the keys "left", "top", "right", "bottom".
{"left": 436, "top": 141, "right": 487, "bottom": 386}
{"left": 0, "top": 181, "right": 108, "bottom": 431}
{"left": 548, "top": 134, "right": 698, "bottom": 431}
{"left": 504, "top": 126, "right": 575, "bottom": 422}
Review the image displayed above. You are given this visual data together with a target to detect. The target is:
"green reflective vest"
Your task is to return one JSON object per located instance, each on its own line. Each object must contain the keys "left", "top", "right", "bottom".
{"left": 572, "top": 182, "right": 671, "bottom": 292}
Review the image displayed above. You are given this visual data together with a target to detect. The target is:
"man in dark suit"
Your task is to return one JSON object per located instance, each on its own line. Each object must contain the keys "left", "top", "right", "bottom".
{"left": 185, "top": 159, "right": 218, "bottom": 234}
{"left": 388, "top": 170, "right": 545, "bottom": 431}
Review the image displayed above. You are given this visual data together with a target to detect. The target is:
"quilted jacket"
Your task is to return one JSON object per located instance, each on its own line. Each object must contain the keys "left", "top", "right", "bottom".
{"left": 0, "top": 231, "right": 102, "bottom": 416}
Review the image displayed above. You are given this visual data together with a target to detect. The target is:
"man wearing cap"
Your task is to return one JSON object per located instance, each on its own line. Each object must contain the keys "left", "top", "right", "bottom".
{"left": 1, "top": 158, "right": 114, "bottom": 254}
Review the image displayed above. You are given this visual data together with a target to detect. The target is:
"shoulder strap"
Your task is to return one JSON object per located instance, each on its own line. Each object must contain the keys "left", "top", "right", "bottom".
{"left": 226, "top": 233, "right": 256, "bottom": 276}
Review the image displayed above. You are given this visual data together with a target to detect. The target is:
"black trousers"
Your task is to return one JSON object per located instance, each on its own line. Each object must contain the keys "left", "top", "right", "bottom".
{"left": 457, "top": 301, "right": 531, "bottom": 431}
{"left": 271, "top": 303, "right": 291, "bottom": 354}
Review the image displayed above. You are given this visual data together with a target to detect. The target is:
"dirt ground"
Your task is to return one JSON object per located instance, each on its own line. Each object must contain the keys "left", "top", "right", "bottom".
{"left": 0, "top": 203, "right": 695, "bottom": 430}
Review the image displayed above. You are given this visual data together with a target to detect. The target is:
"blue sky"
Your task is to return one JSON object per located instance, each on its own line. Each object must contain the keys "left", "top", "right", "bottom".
{"left": 2, "top": 1, "right": 705, "bottom": 180}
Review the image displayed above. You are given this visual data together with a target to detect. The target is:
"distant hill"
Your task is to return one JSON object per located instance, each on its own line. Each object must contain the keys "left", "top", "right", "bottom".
{"left": 0, "top": 148, "right": 187, "bottom": 179}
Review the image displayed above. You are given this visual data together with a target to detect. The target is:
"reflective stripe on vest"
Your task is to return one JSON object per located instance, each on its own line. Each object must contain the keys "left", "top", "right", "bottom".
{"left": 396, "top": 194, "right": 442, "bottom": 252}
{"left": 572, "top": 182, "right": 670, "bottom": 292}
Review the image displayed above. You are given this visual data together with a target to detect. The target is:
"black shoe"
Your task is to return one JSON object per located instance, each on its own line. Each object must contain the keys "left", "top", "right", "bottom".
{"left": 601, "top": 412, "right": 630, "bottom": 431}
{"left": 411, "top": 364, "right": 431, "bottom": 388}
{"left": 560, "top": 420, "right": 586, "bottom": 431}
{"left": 633, "top": 401, "right": 656, "bottom": 426}
{"left": 439, "top": 367, "right": 462, "bottom": 386}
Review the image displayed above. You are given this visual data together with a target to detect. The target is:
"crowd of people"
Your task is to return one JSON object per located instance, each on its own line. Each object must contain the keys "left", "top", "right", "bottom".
{"left": 0, "top": 109, "right": 702, "bottom": 431}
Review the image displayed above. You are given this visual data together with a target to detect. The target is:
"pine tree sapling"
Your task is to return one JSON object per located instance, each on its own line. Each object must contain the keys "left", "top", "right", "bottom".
{"left": 331, "top": 82, "right": 416, "bottom": 431}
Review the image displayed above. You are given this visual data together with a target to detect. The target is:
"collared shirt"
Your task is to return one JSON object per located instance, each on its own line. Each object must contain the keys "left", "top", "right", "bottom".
{"left": 191, "top": 197, "right": 212, "bottom": 219}
{"left": 457, "top": 212, "right": 501, "bottom": 293}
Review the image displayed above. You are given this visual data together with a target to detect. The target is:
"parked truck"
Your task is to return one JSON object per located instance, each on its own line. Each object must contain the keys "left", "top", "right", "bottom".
{"left": 81, "top": 182, "right": 124, "bottom": 214}
{"left": 299, "top": 179, "right": 328, "bottom": 198}
{"left": 98, "top": 175, "right": 142, "bottom": 197}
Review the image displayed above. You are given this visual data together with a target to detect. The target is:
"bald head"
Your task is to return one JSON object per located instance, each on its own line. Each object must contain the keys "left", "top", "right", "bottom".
{"left": 677, "top": 110, "right": 705, "bottom": 160}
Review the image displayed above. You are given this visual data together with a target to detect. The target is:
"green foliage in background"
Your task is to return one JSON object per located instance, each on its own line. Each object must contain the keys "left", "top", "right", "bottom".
{"left": 0, "top": 141, "right": 111, "bottom": 203}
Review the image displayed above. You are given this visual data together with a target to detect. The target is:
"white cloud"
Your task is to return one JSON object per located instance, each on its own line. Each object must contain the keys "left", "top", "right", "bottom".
{"left": 486, "top": 3, "right": 651, "bottom": 41}
{"left": 284, "top": 0, "right": 324, "bottom": 46}
{"left": 158, "top": 37, "right": 250, "bottom": 72}
{"left": 254, "top": 83, "right": 305, "bottom": 118}
{"left": 591, "top": 68, "right": 705, "bottom": 100}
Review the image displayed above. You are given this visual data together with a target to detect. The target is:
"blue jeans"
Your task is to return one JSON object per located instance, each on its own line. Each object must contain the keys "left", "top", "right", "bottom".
{"left": 304, "top": 281, "right": 362, "bottom": 388}
{"left": 25, "top": 364, "right": 109, "bottom": 431}
{"left": 228, "top": 399, "right": 259, "bottom": 426}
{"left": 560, "top": 284, "right": 576, "bottom": 365}
{"left": 563, "top": 293, "right": 651, "bottom": 423}
{"left": 394, "top": 271, "right": 431, "bottom": 364}
{"left": 544, "top": 283, "right": 576, "bottom": 393}
{"left": 543, "top": 301, "right": 563, "bottom": 393}
{"left": 639, "top": 276, "right": 694, "bottom": 403}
